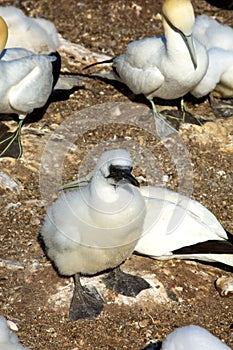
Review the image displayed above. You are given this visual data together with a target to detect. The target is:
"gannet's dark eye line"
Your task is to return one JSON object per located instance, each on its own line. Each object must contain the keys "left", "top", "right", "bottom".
{"left": 162, "top": 11, "right": 197, "bottom": 70}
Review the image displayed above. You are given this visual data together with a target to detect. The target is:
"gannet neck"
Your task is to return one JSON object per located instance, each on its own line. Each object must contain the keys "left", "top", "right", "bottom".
{"left": 88, "top": 150, "right": 141, "bottom": 217}
{"left": 90, "top": 170, "right": 120, "bottom": 204}
{"left": 162, "top": 0, "right": 195, "bottom": 36}
{"left": 162, "top": 0, "right": 197, "bottom": 69}
{"left": 0, "top": 16, "right": 8, "bottom": 54}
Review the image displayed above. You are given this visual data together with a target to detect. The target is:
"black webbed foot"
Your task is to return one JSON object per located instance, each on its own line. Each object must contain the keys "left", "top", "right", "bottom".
{"left": 69, "top": 274, "right": 104, "bottom": 321}
{"left": 102, "top": 266, "right": 150, "bottom": 297}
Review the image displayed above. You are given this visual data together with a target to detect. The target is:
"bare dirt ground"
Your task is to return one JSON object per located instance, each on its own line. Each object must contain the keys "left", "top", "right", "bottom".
{"left": 0, "top": 0, "right": 233, "bottom": 349}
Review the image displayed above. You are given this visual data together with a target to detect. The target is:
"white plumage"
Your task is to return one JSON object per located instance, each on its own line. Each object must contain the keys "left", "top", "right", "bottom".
{"left": 42, "top": 149, "right": 145, "bottom": 276}
{"left": 191, "top": 14, "right": 233, "bottom": 98}
{"left": 120, "top": 0, "right": 208, "bottom": 99}
{"left": 0, "top": 16, "right": 59, "bottom": 157}
{"left": 0, "top": 6, "right": 59, "bottom": 54}
{"left": 112, "top": 15, "right": 207, "bottom": 102}
{"left": 0, "top": 11, "right": 84, "bottom": 157}
{"left": 146, "top": 325, "right": 231, "bottom": 350}
{"left": 87, "top": 0, "right": 208, "bottom": 131}
{"left": 41, "top": 149, "right": 149, "bottom": 320}
{"left": 0, "top": 49, "right": 56, "bottom": 115}
{"left": 60, "top": 154, "right": 233, "bottom": 268}
{"left": 0, "top": 316, "right": 29, "bottom": 350}
{"left": 193, "top": 14, "right": 233, "bottom": 51}
{"left": 135, "top": 186, "right": 233, "bottom": 267}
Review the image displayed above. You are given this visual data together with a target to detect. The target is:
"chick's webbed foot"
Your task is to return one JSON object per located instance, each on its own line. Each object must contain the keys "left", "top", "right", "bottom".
{"left": 102, "top": 266, "right": 150, "bottom": 297}
{"left": 69, "top": 274, "right": 104, "bottom": 321}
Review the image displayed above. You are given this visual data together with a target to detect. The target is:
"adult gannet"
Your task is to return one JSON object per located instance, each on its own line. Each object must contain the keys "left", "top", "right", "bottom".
{"left": 191, "top": 14, "right": 233, "bottom": 99}
{"left": 85, "top": 0, "right": 209, "bottom": 133}
{"left": 0, "top": 16, "right": 60, "bottom": 158}
{"left": 143, "top": 325, "right": 231, "bottom": 350}
{"left": 135, "top": 186, "right": 233, "bottom": 267}
{"left": 0, "top": 6, "right": 59, "bottom": 54}
{"left": 40, "top": 149, "right": 150, "bottom": 320}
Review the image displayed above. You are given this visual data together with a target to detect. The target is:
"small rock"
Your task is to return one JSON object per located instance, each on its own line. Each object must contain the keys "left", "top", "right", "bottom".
{"left": 215, "top": 276, "right": 233, "bottom": 296}
{"left": 30, "top": 216, "right": 41, "bottom": 226}
{"left": 0, "top": 171, "right": 20, "bottom": 193}
{"left": 6, "top": 319, "right": 18, "bottom": 332}
{"left": 139, "top": 319, "right": 150, "bottom": 328}
{"left": 0, "top": 259, "right": 24, "bottom": 270}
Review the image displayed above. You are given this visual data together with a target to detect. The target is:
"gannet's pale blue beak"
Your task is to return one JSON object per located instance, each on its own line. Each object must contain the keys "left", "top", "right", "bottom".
{"left": 182, "top": 33, "right": 197, "bottom": 70}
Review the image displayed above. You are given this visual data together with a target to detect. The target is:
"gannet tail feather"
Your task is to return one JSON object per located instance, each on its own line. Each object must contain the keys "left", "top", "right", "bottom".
{"left": 173, "top": 240, "right": 233, "bottom": 255}
{"left": 226, "top": 230, "right": 233, "bottom": 244}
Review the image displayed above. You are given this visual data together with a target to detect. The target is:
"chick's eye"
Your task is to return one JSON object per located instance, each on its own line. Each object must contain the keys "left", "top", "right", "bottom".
{"left": 108, "top": 164, "right": 116, "bottom": 176}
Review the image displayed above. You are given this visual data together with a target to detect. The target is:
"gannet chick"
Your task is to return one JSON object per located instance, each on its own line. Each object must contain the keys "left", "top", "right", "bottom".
{"left": 191, "top": 14, "right": 233, "bottom": 100}
{"left": 0, "top": 16, "right": 60, "bottom": 158}
{"left": 143, "top": 325, "right": 231, "bottom": 350}
{"left": 40, "top": 149, "right": 150, "bottom": 320}
{"left": 0, "top": 316, "right": 29, "bottom": 350}
{"left": 135, "top": 186, "right": 233, "bottom": 267}
{"left": 193, "top": 14, "right": 233, "bottom": 52}
{"left": 0, "top": 6, "right": 59, "bottom": 54}
{"left": 85, "top": 0, "right": 208, "bottom": 133}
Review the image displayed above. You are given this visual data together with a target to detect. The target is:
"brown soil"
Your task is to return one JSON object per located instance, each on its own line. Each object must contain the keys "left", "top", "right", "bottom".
{"left": 0, "top": 0, "right": 233, "bottom": 349}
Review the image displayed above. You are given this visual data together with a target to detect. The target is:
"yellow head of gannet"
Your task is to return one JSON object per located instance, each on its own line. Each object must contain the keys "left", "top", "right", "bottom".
{"left": 0, "top": 16, "right": 8, "bottom": 53}
{"left": 162, "top": 0, "right": 197, "bottom": 69}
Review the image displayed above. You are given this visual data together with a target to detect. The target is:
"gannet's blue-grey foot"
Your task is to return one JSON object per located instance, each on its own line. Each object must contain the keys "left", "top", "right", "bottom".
{"left": 69, "top": 273, "right": 104, "bottom": 321}
{"left": 0, "top": 118, "right": 24, "bottom": 158}
{"left": 102, "top": 266, "right": 150, "bottom": 297}
{"left": 150, "top": 98, "right": 201, "bottom": 131}
{"left": 180, "top": 97, "right": 186, "bottom": 119}
{"left": 149, "top": 99, "right": 178, "bottom": 137}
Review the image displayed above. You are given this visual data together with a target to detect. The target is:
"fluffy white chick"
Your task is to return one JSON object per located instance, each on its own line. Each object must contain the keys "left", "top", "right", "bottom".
{"left": 41, "top": 149, "right": 150, "bottom": 320}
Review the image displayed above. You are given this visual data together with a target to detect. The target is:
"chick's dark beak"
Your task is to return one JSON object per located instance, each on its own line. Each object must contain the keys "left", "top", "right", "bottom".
{"left": 107, "top": 165, "right": 140, "bottom": 187}
{"left": 119, "top": 168, "right": 140, "bottom": 187}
